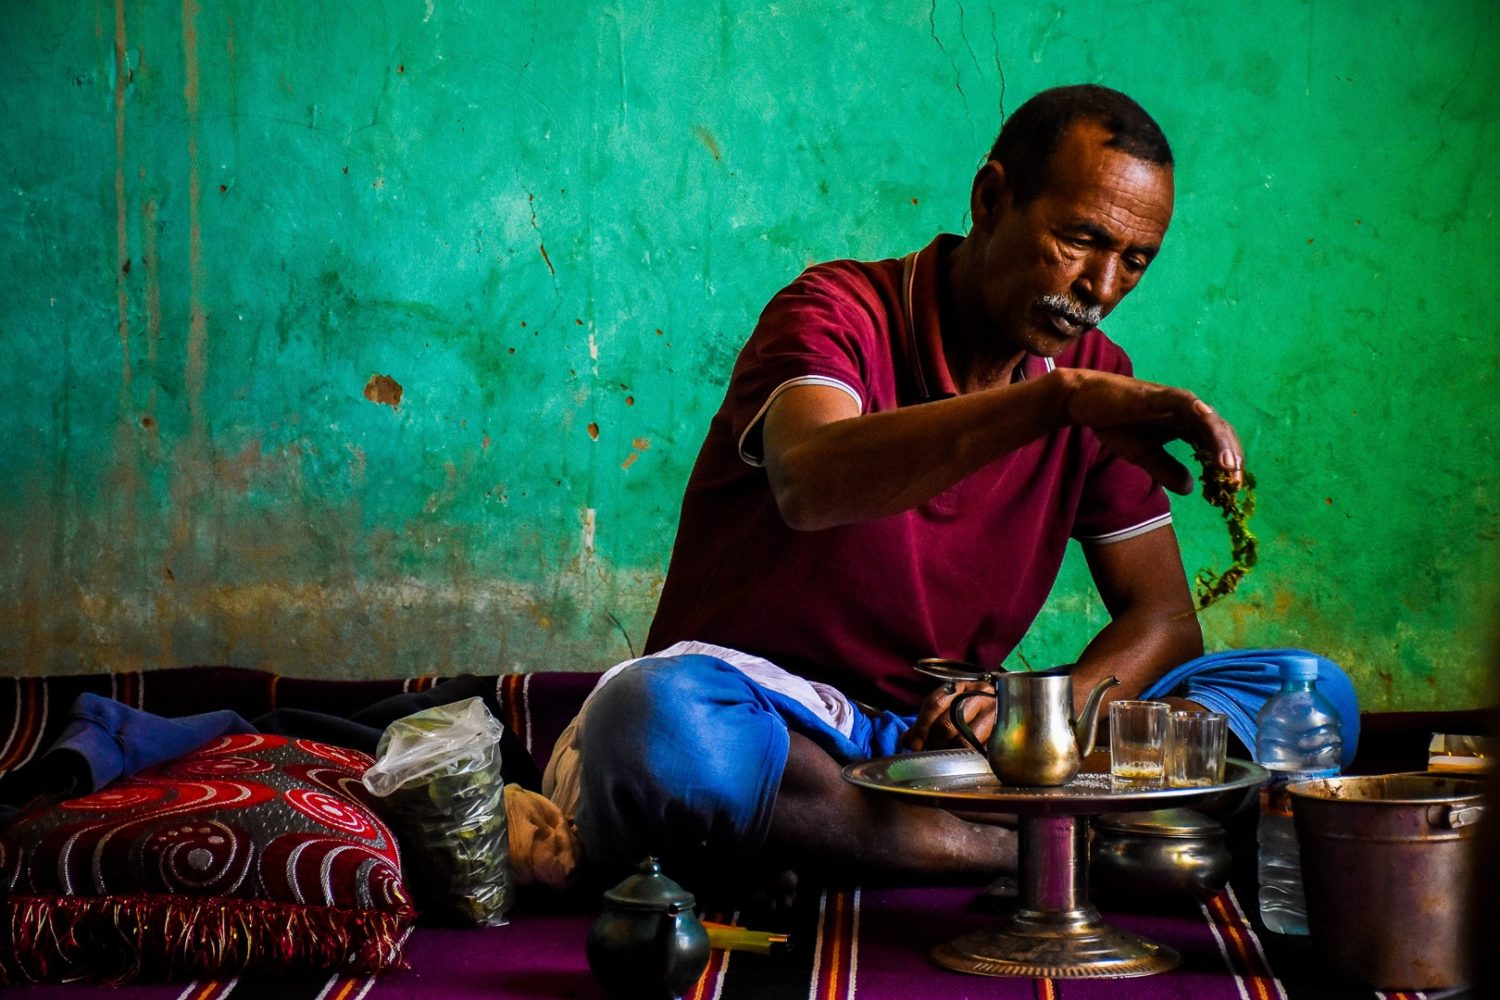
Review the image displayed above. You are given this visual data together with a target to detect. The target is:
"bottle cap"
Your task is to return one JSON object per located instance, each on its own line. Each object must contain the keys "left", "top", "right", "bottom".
{"left": 1280, "top": 656, "right": 1320, "bottom": 682}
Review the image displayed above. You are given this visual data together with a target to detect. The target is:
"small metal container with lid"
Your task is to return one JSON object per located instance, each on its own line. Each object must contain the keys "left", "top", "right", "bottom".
{"left": 1089, "top": 808, "right": 1232, "bottom": 908}
{"left": 586, "top": 857, "right": 711, "bottom": 1000}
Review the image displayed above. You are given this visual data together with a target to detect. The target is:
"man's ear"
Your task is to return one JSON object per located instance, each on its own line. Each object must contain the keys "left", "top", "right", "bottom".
{"left": 969, "top": 160, "right": 1013, "bottom": 231}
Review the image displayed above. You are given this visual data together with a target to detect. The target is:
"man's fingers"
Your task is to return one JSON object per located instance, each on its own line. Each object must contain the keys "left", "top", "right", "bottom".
{"left": 906, "top": 680, "right": 983, "bottom": 750}
{"left": 909, "top": 680, "right": 999, "bottom": 751}
{"left": 1067, "top": 373, "right": 1245, "bottom": 486}
{"left": 1184, "top": 395, "right": 1246, "bottom": 485}
{"left": 952, "top": 688, "right": 996, "bottom": 745}
{"left": 961, "top": 699, "right": 995, "bottom": 745}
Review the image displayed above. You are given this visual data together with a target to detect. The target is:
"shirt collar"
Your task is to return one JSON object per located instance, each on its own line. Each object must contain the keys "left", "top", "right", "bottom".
{"left": 901, "top": 233, "right": 1048, "bottom": 400}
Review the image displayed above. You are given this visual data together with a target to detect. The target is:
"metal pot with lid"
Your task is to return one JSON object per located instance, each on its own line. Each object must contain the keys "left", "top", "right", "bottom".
{"left": 1089, "top": 808, "right": 1232, "bottom": 908}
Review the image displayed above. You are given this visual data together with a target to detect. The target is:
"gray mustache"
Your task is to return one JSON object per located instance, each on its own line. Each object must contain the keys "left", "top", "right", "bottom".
{"left": 1036, "top": 294, "right": 1103, "bottom": 329}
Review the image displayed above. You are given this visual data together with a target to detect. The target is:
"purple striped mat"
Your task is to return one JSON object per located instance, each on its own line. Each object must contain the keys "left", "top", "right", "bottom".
{"left": 5, "top": 881, "right": 1417, "bottom": 1000}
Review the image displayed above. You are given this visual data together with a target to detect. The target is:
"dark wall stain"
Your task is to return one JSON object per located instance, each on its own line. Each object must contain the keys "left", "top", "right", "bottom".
{"left": 693, "top": 126, "right": 722, "bottom": 162}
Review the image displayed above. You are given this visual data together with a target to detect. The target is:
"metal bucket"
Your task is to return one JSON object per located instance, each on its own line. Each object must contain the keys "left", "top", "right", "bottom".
{"left": 1288, "top": 773, "right": 1486, "bottom": 990}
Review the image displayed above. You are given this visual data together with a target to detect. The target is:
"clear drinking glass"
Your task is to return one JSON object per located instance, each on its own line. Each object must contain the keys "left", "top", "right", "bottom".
{"left": 1166, "top": 710, "right": 1228, "bottom": 787}
{"left": 1109, "top": 700, "right": 1168, "bottom": 787}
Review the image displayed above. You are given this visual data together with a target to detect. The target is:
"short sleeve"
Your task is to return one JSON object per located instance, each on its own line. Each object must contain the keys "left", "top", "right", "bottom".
{"left": 1072, "top": 447, "right": 1172, "bottom": 543}
{"left": 724, "top": 264, "right": 883, "bottom": 464}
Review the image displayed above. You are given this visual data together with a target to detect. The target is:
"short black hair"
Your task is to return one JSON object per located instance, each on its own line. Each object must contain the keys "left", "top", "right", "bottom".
{"left": 987, "top": 84, "right": 1173, "bottom": 205}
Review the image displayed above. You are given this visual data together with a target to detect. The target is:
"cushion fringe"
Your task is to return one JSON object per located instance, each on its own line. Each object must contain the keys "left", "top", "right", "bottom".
{"left": 0, "top": 894, "right": 414, "bottom": 986}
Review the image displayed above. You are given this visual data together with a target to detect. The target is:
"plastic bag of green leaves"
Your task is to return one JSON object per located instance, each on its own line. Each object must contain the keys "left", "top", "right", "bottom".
{"left": 361, "top": 696, "right": 514, "bottom": 926}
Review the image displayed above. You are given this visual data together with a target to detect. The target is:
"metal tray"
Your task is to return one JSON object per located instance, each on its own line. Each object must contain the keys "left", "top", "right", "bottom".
{"left": 843, "top": 749, "right": 1266, "bottom": 817}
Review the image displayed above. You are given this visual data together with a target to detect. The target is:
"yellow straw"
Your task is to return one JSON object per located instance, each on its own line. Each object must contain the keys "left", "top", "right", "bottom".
{"left": 701, "top": 920, "right": 789, "bottom": 956}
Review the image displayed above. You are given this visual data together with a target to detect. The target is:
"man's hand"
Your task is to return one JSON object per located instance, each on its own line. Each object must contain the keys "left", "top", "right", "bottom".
{"left": 902, "top": 681, "right": 996, "bottom": 752}
{"left": 1054, "top": 368, "right": 1244, "bottom": 495}
{"left": 1056, "top": 367, "right": 1242, "bottom": 497}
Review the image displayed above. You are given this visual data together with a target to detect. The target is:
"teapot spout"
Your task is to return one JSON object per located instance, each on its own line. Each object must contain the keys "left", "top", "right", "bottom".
{"left": 1073, "top": 675, "right": 1120, "bottom": 757}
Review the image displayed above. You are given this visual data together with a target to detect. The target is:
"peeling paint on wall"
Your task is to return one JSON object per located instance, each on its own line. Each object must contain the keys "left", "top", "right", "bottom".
{"left": 363, "top": 374, "right": 403, "bottom": 409}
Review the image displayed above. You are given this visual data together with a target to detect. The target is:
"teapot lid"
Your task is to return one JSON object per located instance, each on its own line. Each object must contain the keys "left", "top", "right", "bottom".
{"left": 601, "top": 857, "right": 697, "bottom": 913}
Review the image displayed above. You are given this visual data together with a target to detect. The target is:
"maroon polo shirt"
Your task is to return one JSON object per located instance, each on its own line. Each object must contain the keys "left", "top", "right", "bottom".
{"left": 645, "top": 234, "right": 1171, "bottom": 710}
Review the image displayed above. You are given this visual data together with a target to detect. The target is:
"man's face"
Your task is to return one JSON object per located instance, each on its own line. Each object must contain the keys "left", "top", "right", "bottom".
{"left": 968, "top": 120, "right": 1175, "bottom": 359}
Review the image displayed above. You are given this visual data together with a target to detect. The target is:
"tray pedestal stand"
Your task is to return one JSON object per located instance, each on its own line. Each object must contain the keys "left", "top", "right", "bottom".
{"left": 930, "top": 813, "right": 1176, "bottom": 978}
{"left": 842, "top": 749, "right": 1265, "bottom": 980}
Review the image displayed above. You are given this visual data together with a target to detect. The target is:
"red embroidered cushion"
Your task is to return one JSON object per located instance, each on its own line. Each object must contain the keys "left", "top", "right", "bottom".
{"left": 0, "top": 734, "right": 414, "bottom": 985}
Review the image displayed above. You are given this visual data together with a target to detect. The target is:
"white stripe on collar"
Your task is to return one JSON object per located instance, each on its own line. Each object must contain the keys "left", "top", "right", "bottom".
{"left": 899, "top": 251, "right": 930, "bottom": 399}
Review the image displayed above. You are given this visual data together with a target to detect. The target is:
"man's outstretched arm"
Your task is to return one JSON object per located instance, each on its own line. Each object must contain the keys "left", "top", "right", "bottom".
{"left": 761, "top": 368, "right": 1242, "bottom": 531}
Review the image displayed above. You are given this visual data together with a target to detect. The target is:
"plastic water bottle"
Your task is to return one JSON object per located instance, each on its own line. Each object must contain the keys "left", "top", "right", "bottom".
{"left": 1254, "top": 655, "right": 1342, "bottom": 935}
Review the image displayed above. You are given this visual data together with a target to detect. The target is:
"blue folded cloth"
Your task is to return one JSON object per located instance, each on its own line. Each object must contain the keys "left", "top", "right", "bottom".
{"left": 1141, "top": 648, "right": 1360, "bottom": 769}
{"left": 47, "top": 692, "right": 256, "bottom": 793}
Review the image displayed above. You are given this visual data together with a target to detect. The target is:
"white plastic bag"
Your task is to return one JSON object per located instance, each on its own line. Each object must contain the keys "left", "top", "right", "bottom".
{"left": 362, "top": 697, "right": 513, "bottom": 926}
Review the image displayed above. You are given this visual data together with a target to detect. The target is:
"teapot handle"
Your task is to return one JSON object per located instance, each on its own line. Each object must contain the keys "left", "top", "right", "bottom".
{"left": 946, "top": 690, "right": 992, "bottom": 751}
{"left": 656, "top": 907, "right": 709, "bottom": 994}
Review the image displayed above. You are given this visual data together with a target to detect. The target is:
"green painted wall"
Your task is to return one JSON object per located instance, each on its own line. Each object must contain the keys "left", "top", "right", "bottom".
{"left": 2, "top": 1, "right": 1496, "bottom": 710}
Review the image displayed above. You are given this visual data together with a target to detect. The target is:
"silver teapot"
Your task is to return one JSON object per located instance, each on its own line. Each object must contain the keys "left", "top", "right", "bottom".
{"left": 940, "top": 663, "right": 1117, "bottom": 787}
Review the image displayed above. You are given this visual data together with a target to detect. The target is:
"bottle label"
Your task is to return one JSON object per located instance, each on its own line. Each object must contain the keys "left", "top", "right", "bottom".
{"left": 1260, "top": 767, "right": 1338, "bottom": 818}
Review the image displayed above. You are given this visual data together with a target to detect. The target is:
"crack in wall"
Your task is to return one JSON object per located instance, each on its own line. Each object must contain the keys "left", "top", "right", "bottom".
{"left": 929, "top": 0, "right": 971, "bottom": 119}
{"left": 526, "top": 189, "right": 558, "bottom": 280}
{"left": 955, "top": 0, "right": 984, "bottom": 79}
{"left": 989, "top": 8, "right": 1007, "bottom": 124}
